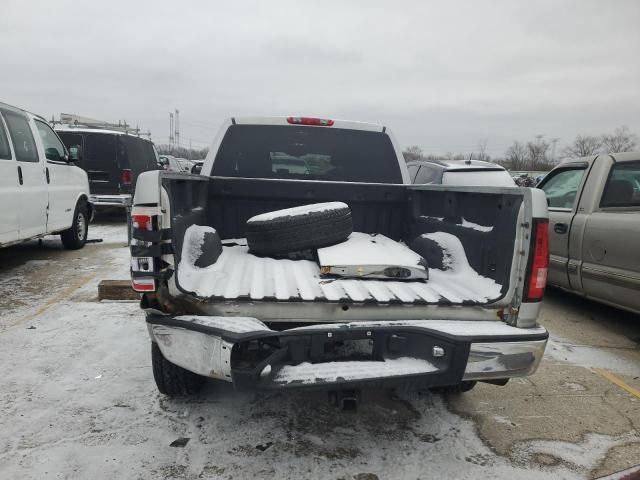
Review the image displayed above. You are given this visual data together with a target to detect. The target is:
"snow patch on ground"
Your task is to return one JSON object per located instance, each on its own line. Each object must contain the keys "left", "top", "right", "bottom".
{"left": 248, "top": 202, "right": 347, "bottom": 223}
{"left": 86, "top": 223, "right": 127, "bottom": 244}
{"left": 546, "top": 337, "right": 640, "bottom": 377}
{"left": 512, "top": 432, "right": 640, "bottom": 472}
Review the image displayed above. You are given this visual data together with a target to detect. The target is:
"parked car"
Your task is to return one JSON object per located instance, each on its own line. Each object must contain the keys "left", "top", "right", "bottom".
{"left": 130, "top": 116, "right": 548, "bottom": 400}
{"left": 515, "top": 174, "right": 536, "bottom": 187}
{"left": 0, "top": 102, "right": 91, "bottom": 249}
{"left": 177, "top": 158, "right": 195, "bottom": 172}
{"left": 537, "top": 152, "right": 640, "bottom": 314}
{"left": 56, "top": 126, "right": 159, "bottom": 208}
{"left": 190, "top": 160, "right": 204, "bottom": 174}
{"left": 158, "top": 155, "right": 191, "bottom": 173}
{"left": 407, "top": 159, "right": 516, "bottom": 187}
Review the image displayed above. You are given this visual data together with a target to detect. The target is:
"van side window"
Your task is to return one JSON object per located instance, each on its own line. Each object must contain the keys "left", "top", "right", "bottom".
{"left": 540, "top": 168, "right": 586, "bottom": 209}
{"left": 85, "top": 133, "right": 116, "bottom": 166}
{"left": 0, "top": 116, "right": 11, "bottom": 160}
{"left": 600, "top": 161, "right": 640, "bottom": 208}
{"left": 2, "top": 110, "right": 39, "bottom": 163}
{"left": 35, "top": 120, "right": 67, "bottom": 162}
{"left": 58, "top": 132, "right": 83, "bottom": 162}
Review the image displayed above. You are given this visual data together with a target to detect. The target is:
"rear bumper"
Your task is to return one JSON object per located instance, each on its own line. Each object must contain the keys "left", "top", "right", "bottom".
{"left": 90, "top": 194, "right": 132, "bottom": 207}
{"left": 146, "top": 315, "right": 548, "bottom": 390}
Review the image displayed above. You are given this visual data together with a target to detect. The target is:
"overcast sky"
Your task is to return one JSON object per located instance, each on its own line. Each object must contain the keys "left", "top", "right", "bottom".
{"left": 2, "top": 0, "right": 639, "bottom": 156}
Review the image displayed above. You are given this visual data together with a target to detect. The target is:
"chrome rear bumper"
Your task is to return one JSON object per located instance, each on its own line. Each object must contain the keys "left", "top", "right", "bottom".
{"left": 90, "top": 194, "right": 132, "bottom": 207}
{"left": 463, "top": 340, "right": 547, "bottom": 381}
{"left": 146, "top": 315, "right": 548, "bottom": 389}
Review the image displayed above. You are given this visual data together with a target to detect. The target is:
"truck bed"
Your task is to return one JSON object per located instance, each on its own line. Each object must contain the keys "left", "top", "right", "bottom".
{"left": 161, "top": 174, "right": 527, "bottom": 313}
{"left": 177, "top": 236, "right": 502, "bottom": 304}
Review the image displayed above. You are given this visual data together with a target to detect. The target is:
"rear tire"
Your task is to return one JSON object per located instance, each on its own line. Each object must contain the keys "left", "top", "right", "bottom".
{"left": 60, "top": 201, "right": 88, "bottom": 250}
{"left": 151, "top": 342, "right": 206, "bottom": 396}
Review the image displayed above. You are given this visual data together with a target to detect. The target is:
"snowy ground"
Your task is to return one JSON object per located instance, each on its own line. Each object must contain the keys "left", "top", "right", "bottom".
{"left": 0, "top": 216, "right": 638, "bottom": 479}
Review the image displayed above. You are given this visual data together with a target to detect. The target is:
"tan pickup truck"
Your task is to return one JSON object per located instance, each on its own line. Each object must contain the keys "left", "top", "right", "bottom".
{"left": 538, "top": 151, "right": 640, "bottom": 314}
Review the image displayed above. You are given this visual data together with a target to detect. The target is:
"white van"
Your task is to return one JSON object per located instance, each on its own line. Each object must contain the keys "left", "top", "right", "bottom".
{"left": 0, "top": 102, "right": 92, "bottom": 249}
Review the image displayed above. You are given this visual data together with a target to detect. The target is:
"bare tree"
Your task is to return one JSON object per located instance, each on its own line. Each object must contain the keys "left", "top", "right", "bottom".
{"left": 562, "top": 134, "right": 602, "bottom": 158}
{"left": 601, "top": 126, "right": 638, "bottom": 153}
{"left": 402, "top": 145, "right": 424, "bottom": 162}
{"left": 504, "top": 141, "right": 528, "bottom": 171}
{"left": 526, "top": 135, "right": 551, "bottom": 170}
{"left": 477, "top": 139, "right": 489, "bottom": 161}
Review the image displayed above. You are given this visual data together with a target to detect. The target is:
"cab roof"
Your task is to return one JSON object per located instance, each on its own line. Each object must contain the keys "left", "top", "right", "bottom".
{"left": 54, "top": 125, "right": 154, "bottom": 141}
{"left": 407, "top": 158, "right": 506, "bottom": 171}
{"left": 231, "top": 116, "right": 386, "bottom": 133}
{"left": 0, "top": 101, "right": 46, "bottom": 122}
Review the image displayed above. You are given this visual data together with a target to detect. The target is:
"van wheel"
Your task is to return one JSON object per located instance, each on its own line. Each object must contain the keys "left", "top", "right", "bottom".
{"left": 246, "top": 202, "right": 353, "bottom": 256}
{"left": 151, "top": 342, "right": 205, "bottom": 396}
{"left": 60, "top": 202, "right": 89, "bottom": 250}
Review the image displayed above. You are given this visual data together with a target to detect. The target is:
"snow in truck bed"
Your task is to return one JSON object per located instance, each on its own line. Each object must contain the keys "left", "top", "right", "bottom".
{"left": 177, "top": 227, "right": 503, "bottom": 304}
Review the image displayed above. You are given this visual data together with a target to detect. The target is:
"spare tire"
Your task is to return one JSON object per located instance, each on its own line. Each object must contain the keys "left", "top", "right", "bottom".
{"left": 246, "top": 202, "right": 353, "bottom": 256}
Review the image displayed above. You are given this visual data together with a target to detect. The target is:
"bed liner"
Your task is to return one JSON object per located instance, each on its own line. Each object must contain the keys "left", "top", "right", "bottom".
{"left": 176, "top": 230, "right": 503, "bottom": 305}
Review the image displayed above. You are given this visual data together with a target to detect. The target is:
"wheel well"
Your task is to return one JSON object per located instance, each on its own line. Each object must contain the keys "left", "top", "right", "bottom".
{"left": 78, "top": 195, "right": 94, "bottom": 221}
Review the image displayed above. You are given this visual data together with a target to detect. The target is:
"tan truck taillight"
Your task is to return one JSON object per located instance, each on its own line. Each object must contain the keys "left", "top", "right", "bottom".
{"left": 131, "top": 214, "right": 157, "bottom": 292}
{"left": 524, "top": 219, "right": 549, "bottom": 302}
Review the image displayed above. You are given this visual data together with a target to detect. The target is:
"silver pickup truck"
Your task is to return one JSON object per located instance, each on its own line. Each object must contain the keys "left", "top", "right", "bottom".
{"left": 129, "top": 116, "right": 549, "bottom": 402}
{"left": 538, "top": 151, "right": 640, "bottom": 314}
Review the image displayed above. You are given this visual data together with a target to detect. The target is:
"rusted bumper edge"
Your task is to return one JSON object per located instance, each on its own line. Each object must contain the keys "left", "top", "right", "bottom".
{"left": 145, "top": 313, "right": 548, "bottom": 391}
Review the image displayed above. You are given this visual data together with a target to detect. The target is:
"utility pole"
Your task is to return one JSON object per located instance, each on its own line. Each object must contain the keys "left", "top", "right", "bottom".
{"left": 169, "top": 112, "right": 174, "bottom": 146}
{"left": 551, "top": 137, "right": 560, "bottom": 163}
{"left": 175, "top": 109, "right": 180, "bottom": 147}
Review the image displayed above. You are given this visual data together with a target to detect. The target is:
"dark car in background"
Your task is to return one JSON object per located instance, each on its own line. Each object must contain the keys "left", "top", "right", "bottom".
{"left": 408, "top": 159, "right": 515, "bottom": 187}
{"left": 56, "top": 127, "right": 159, "bottom": 208}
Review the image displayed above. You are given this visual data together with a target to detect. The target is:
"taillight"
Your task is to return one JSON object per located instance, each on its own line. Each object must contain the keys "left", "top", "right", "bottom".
{"left": 286, "top": 116, "right": 334, "bottom": 126}
{"left": 525, "top": 219, "right": 549, "bottom": 301}
{"left": 130, "top": 213, "right": 157, "bottom": 292}
{"left": 121, "top": 169, "right": 132, "bottom": 185}
{"left": 131, "top": 278, "right": 156, "bottom": 292}
{"left": 132, "top": 214, "right": 152, "bottom": 231}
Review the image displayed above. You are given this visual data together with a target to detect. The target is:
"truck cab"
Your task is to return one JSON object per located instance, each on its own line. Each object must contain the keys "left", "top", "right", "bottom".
{"left": 0, "top": 102, "right": 91, "bottom": 249}
{"left": 538, "top": 152, "right": 640, "bottom": 314}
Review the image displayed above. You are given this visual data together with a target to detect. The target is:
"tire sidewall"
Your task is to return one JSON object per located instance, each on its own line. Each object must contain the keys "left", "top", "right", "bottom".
{"left": 247, "top": 205, "right": 352, "bottom": 256}
{"left": 61, "top": 201, "right": 89, "bottom": 249}
{"left": 75, "top": 207, "right": 88, "bottom": 243}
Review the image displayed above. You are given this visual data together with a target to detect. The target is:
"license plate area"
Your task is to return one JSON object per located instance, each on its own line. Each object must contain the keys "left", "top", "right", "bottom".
{"left": 231, "top": 326, "right": 471, "bottom": 390}
{"left": 322, "top": 338, "right": 374, "bottom": 361}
